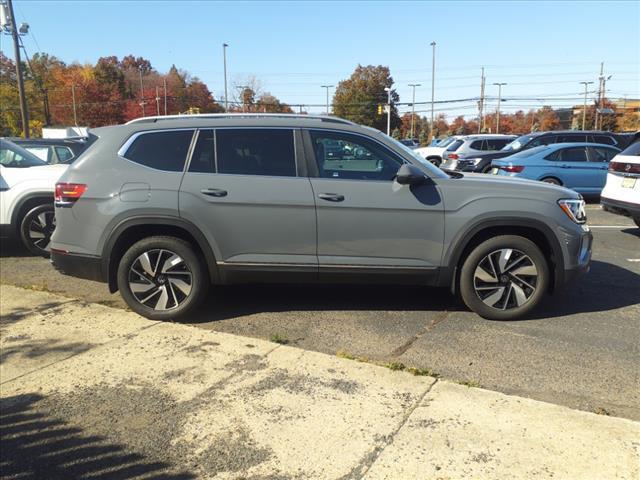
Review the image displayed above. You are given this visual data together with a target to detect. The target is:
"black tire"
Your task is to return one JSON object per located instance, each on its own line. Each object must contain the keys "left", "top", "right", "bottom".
{"left": 481, "top": 165, "right": 493, "bottom": 174}
{"left": 117, "top": 236, "right": 207, "bottom": 320}
{"left": 634, "top": 218, "right": 640, "bottom": 229}
{"left": 459, "top": 235, "right": 550, "bottom": 320}
{"left": 427, "top": 157, "right": 442, "bottom": 168}
{"left": 541, "top": 177, "right": 562, "bottom": 186}
{"left": 20, "top": 204, "right": 56, "bottom": 257}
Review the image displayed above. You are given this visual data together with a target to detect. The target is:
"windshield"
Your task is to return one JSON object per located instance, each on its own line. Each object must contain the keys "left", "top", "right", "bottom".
{"left": 0, "top": 139, "right": 48, "bottom": 168}
{"left": 436, "top": 137, "right": 456, "bottom": 148}
{"left": 383, "top": 134, "right": 449, "bottom": 178}
{"left": 501, "top": 135, "right": 536, "bottom": 152}
{"left": 505, "top": 145, "right": 549, "bottom": 159}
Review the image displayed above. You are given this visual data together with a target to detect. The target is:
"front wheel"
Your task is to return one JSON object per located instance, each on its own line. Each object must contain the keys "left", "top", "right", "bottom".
{"left": 20, "top": 204, "right": 56, "bottom": 257}
{"left": 459, "top": 235, "right": 550, "bottom": 320}
{"left": 117, "top": 236, "right": 207, "bottom": 320}
{"left": 541, "top": 177, "right": 562, "bottom": 186}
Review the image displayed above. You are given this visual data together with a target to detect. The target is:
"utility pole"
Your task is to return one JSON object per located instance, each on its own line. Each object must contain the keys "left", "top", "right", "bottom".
{"left": 429, "top": 41, "right": 436, "bottom": 142}
{"left": 155, "top": 86, "right": 160, "bottom": 115}
{"left": 408, "top": 83, "right": 421, "bottom": 139}
{"left": 493, "top": 82, "right": 506, "bottom": 133}
{"left": 580, "top": 81, "right": 593, "bottom": 130}
{"left": 384, "top": 87, "right": 392, "bottom": 136}
{"left": 222, "top": 43, "right": 229, "bottom": 112}
{"left": 595, "top": 62, "right": 604, "bottom": 130}
{"left": 321, "top": 85, "right": 333, "bottom": 115}
{"left": 71, "top": 84, "right": 78, "bottom": 126}
{"left": 138, "top": 67, "right": 146, "bottom": 116}
{"left": 6, "top": 0, "right": 29, "bottom": 137}
{"left": 163, "top": 77, "right": 167, "bottom": 115}
{"left": 478, "top": 67, "right": 485, "bottom": 133}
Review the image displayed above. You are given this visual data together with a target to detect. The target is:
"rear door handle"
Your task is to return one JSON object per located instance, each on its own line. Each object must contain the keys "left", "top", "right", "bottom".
{"left": 560, "top": 164, "right": 570, "bottom": 169}
{"left": 318, "top": 193, "right": 345, "bottom": 202}
{"left": 201, "top": 188, "right": 228, "bottom": 197}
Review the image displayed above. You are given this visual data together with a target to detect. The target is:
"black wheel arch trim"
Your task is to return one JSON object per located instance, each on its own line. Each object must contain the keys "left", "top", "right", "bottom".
{"left": 10, "top": 191, "right": 54, "bottom": 230}
{"left": 440, "top": 217, "right": 564, "bottom": 294}
{"left": 101, "top": 215, "right": 220, "bottom": 292}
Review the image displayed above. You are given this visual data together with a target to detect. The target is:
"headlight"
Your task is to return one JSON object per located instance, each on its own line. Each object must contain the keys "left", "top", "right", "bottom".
{"left": 558, "top": 199, "right": 586, "bottom": 224}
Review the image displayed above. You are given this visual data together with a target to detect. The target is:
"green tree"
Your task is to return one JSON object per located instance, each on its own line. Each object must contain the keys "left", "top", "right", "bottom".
{"left": 333, "top": 65, "right": 401, "bottom": 132}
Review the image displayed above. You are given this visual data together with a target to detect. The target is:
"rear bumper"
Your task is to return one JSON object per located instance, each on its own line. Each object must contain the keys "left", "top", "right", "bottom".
{"left": 601, "top": 197, "right": 640, "bottom": 219}
{"left": 50, "top": 250, "right": 106, "bottom": 283}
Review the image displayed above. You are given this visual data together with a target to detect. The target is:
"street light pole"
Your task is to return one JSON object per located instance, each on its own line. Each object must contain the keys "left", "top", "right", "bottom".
{"left": 408, "top": 83, "right": 421, "bottom": 139}
{"left": 493, "top": 82, "right": 506, "bottom": 133}
{"left": 139, "top": 67, "right": 146, "bottom": 116}
{"left": 222, "top": 43, "right": 229, "bottom": 112}
{"left": 321, "top": 85, "right": 334, "bottom": 115}
{"left": 580, "top": 81, "right": 593, "bottom": 130}
{"left": 384, "top": 87, "right": 392, "bottom": 136}
{"left": 429, "top": 41, "right": 436, "bottom": 142}
{"left": 6, "top": 0, "right": 29, "bottom": 137}
{"left": 163, "top": 77, "right": 167, "bottom": 115}
{"left": 71, "top": 84, "right": 78, "bottom": 126}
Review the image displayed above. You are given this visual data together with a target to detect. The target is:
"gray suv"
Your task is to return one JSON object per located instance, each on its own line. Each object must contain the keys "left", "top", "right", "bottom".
{"left": 50, "top": 114, "right": 592, "bottom": 321}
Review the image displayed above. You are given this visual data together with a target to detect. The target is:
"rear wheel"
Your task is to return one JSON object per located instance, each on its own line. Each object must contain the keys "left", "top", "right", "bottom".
{"left": 20, "top": 204, "right": 56, "bottom": 257}
{"left": 634, "top": 218, "right": 640, "bottom": 228}
{"left": 541, "top": 177, "right": 562, "bottom": 186}
{"left": 459, "top": 235, "right": 549, "bottom": 320}
{"left": 427, "top": 157, "right": 442, "bottom": 168}
{"left": 117, "top": 236, "right": 207, "bottom": 320}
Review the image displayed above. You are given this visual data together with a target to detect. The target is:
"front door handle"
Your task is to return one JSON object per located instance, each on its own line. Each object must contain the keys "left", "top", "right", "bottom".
{"left": 201, "top": 188, "right": 228, "bottom": 197}
{"left": 560, "top": 164, "right": 570, "bottom": 169}
{"left": 318, "top": 193, "right": 345, "bottom": 202}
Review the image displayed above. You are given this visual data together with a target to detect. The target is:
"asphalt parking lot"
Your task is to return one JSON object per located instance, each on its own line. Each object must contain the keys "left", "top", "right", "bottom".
{"left": 1, "top": 204, "right": 639, "bottom": 420}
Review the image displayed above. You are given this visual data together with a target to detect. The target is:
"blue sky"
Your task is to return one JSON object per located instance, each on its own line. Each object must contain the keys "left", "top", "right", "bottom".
{"left": 3, "top": 0, "right": 639, "bottom": 117}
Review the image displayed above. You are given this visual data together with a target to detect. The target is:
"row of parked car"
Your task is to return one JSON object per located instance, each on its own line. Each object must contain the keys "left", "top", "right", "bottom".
{"left": 0, "top": 117, "right": 638, "bottom": 323}
{"left": 413, "top": 130, "right": 635, "bottom": 197}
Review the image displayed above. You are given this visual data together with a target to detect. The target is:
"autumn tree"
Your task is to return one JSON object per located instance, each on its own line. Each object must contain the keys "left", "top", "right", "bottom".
{"left": 333, "top": 65, "right": 401, "bottom": 133}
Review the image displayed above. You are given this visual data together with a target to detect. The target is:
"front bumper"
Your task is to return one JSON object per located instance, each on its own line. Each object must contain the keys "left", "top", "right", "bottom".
{"left": 601, "top": 196, "right": 640, "bottom": 219}
{"left": 558, "top": 228, "right": 592, "bottom": 289}
{"left": 51, "top": 250, "right": 106, "bottom": 283}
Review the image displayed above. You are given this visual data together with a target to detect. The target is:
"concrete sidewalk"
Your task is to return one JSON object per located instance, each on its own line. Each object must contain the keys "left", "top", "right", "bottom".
{"left": 1, "top": 285, "right": 638, "bottom": 479}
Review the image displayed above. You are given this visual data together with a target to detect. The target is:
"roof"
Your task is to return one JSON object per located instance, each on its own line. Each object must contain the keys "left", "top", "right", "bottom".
{"left": 125, "top": 113, "right": 356, "bottom": 127}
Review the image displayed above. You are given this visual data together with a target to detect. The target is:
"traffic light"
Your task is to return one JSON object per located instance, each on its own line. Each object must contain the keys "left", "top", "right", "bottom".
{"left": 377, "top": 104, "right": 383, "bottom": 115}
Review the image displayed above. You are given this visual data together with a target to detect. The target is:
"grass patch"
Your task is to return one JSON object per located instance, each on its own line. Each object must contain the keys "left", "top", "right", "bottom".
{"left": 385, "top": 362, "right": 406, "bottom": 372}
{"left": 458, "top": 379, "right": 480, "bottom": 388}
{"left": 336, "top": 350, "right": 356, "bottom": 360}
{"left": 269, "top": 333, "right": 289, "bottom": 345}
{"left": 594, "top": 407, "right": 610, "bottom": 416}
{"left": 407, "top": 367, "right": 439, "bottom": 377}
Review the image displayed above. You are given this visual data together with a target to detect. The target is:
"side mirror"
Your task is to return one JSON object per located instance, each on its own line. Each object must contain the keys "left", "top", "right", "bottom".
{"left": 395, "top": 164, "right": 426, "bottom": 185}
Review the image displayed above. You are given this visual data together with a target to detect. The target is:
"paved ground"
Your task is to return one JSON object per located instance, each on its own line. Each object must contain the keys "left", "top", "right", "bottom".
{"left": 1, "top": 205, "right": 639, "bottom": 420}
{"left": 2, "top": 285, "right": 639, "bottom": 480}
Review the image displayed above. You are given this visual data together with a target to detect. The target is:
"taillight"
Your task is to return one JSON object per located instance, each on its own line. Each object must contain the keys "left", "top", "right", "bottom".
{"left": 498, "top": 165, "right": 525, "bottom": 173}
{"left": 609, "top": 161, "right": 640, "bottom": 174}
{"left": 448, "top": 153, "right": 459, "bottom": 160}
{"left": 55, "top": 183, "right": 87, "bottom": 207}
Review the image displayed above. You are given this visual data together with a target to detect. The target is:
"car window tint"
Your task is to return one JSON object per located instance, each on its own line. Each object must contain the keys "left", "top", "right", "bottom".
{"left": 25, "top": 146, "right": 51, "bottom": 162}
{"left": 486, "top": 139, "right": 510, "bottom": 150}
{"left": 446, "top": 139, "right": 464, "bottom": 152}
{"left": 528, "top": 136, "right": 555, "bottom": 147}
{"left": 310, "top": 130, "right": 401, "bottom": 181}
{"left": 189, "top": 129, "right": 215, "bottom": 173}
{"left": 559, "top": 147, "right": 588, "bottom": 162}
{"left": 590, "top": 147, "right": 617, "bottom": 162}
{"left": 55, "top": 146, "right": 75, "bottom": 163}
{"left": 592, "top": 135, "right": 616, "bottom": 146}
{"left": 0, "top": 142, "right": 47, "bottom": 167}
{"left": 216, "top": 128, "right": 296, "bottom": 177}
{"left": 621, "top": 141, "right": 640, "bottom": 156}
{"left": 558, "top": 134, "right": 587, "bottom": 143}
{"left": 470, "top": 140, "right": 484, "bottom": 150}
{"left": 124, "top": 130, "right": 194, "bottom": 172}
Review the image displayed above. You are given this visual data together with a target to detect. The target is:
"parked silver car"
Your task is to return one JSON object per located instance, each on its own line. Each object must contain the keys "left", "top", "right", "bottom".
{"left": 440, "top": 134, "right": 517, "bottom": 170}
{"left": 51, "top": 114, "right": 592, "bottom": 321}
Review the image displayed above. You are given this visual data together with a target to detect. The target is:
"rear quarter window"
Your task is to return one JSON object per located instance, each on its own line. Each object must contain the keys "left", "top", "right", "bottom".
{"left": 446, "top": 139, "right": 464, "bottom": 152}
{"left": 621, "top": 141, "right": 640, "bottom": 156}
{"left": 123, "top": 130, "right": 194, "bottom": 172}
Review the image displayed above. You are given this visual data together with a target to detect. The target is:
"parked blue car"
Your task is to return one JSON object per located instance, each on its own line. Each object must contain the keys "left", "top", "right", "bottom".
{"left": 491, "top": 143, "right": 621, "bottom": 195}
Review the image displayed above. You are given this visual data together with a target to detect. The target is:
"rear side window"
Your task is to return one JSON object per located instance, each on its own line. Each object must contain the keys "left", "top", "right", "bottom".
{"left": 469, "top": 140, "right": 484, "bottom": 150}
{"left": 123, "top": 130, "right": 194, "bottom": 172}
{"left": 591, "top": 135, "right": 616, "bottom": 146}
{"left": 189, "top": 130, "right": 215, "bottom": 173}
{"left": 55, "top": 146, "right": 75, "bottom": 163}
{"left": 558, "top": 147, "right": 588, "bottom": 162}
{"left": 621, "top": 141, "right": 640, "bottom": 156}
{"left": 446, "top": 139, "right": 464, "bottom": 152}
{"left": 216, "top": 129, "right": 296, "bottom": 177}
{"left": 589, "top": 147, "right": 618, "bottom": 162}
{"left": 557, "top": 134, "right": 587, "bottom": 143}
{"left": 486, "top": 138, "right": 511, "bottom": 150}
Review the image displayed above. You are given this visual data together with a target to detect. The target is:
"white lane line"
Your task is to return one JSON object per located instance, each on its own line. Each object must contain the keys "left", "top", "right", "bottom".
{"left": 589, "top": 225, "right": 634, "bottom": 228}
{"left": 627, "top": 259, "right": 640, "bottom": 263}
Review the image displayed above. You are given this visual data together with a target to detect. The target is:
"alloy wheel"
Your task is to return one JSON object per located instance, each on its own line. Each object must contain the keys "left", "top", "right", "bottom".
{"left": 128, "top": 249, "right": 193, "bottom": 311}
{"left": 473, "top": 248, "right": 538, "bottom": 310}
{"left": 28, "top": 211, "right": 56, "bottom": 254}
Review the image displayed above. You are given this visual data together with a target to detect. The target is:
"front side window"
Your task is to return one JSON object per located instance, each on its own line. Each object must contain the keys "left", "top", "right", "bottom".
{"left": 529, "top": 136, "right": 556, "bottom": 148}
{"left": 310, "top": 130, "right": 401, "bottom": 181}
{"left": 216, "top": 129, "right": 296, "bottom": 177}
{"left": 486, "top": 138, "right": 510, "bottom": 150}
{"left": 0, "top": 140, "right": 48, "bottom": 168}
{"left": 123, "top": 130, "right": 194, "bottom": 172}
{"left": 558, "top": 147, "right": 588, "bottom": 162}
{"left": 557, "top": 134, "right": 587, "bottom": 143}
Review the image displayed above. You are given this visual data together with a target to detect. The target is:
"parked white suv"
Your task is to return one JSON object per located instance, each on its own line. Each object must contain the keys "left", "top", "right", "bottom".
{"left": 0, "top": 139, "right": 68, "bottom": 255}
{"left": 440, "top": 134, "right": 517, "bottom": 170}
{"left": 601, "top": 135, "right": 640, "bottom": 228}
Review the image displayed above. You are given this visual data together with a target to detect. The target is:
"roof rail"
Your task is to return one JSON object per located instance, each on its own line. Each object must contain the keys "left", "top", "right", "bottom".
{"left": 125, "top": 113, "right": 356, "bottom": 126}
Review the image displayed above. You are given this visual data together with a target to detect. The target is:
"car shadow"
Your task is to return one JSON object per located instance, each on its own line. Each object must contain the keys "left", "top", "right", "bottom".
{"left": 622, "top": 227, "right": 640, "bottom": 238}
{"left": 188, "top": 284, "right": 464, "bottom": 323}
{"left": 1, "top": 393, "right": 195, "bottom": 480}
{"left": 0, "top": 238, "right": 33, "bottom": 258}
{"left": 529, "top": 260, "right": 640, "bottom": 319}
